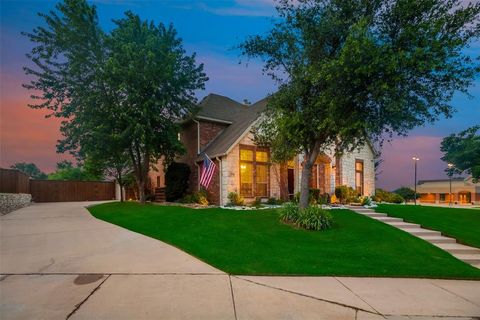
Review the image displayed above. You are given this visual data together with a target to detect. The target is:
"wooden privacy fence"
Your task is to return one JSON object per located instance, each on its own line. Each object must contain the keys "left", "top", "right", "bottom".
{"left": 1, "top": 168, "right": 116, "bottom": 202}
{"left": 0, "top": 169, "right": 30, "bottom": 193}
{"left": 30, "top": 180, "right": 115, "bottom": 202}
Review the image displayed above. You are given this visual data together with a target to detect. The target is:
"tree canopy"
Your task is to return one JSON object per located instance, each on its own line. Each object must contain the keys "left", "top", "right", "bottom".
{"left": 47, "top": 160, "right": 103, "bottom": 181}
{"left": 23, "top": 0, "right": 207, "bottom": 203}
{"left": 241, "top": 0, "right": 480, "bottom": 208}
{"left": 441, "top": 125, "right": 480, "bottom": 182}
{"left": 10, "top": 162, "right": 47, "bottom": 179}
{"left": 393, "top": 187, "right": 419, "bottom": 201}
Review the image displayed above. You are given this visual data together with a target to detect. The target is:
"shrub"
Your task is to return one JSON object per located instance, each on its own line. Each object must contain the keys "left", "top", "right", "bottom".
{"left": 360, "top": 196, "right": 372, "bottom": 206}
{"left": 393, "top": 187, "right": 419, "bottom": 201}
{"left": 374, "top": 188, "right": 405, "bottom": 203}
{"left": 330, "top": 194, "right": 339, "bottom": 203}
{"left": 319, "top": 193, "right": 331, "bottom": 205}
{"left": 390, "top": 193, "right": 405, "bottom": 204}
{"left": 280, "top": 203, "right": 334, "bottom": 231}
{"left": 334, "top": 185, "right": 356, "bottom": 204}
{"left": 292, "top": 189, "right": 325, "bottom": 205}
{"left": 181, "top": 194, "right": 196, "bottom": 203}
{"left": 292, "top": 192, "right": 300, "bottom": 204}
{"left": 196, "top": 189, "right": 209, "bottom": 205}
{"left": 165, "top": 162, "right": 191, "bottom": 201}
{"left": 309, "top": 188, "right": 321, "bottom": 204}
{"left": 227, "top": 192, "right": 244, "bottom": 206}
{"left": 297, "top": 206, "right": 334, "bottom": 231}
{"left": 181, "top": 189, "right": 209, "bottom": 205}
{"left": 279, "top": 202, "right": 300, "bottom": 222}
{"left": 251, "top": 197, "right": 263, "bottom": 208}
{"left": 267, "top": 197, "right": 282, "bottom": 205}
{"left": 145, "top": 193, "right": 156, "bottom": 202}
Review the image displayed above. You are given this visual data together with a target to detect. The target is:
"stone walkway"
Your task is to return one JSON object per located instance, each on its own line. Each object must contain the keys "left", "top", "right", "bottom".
{"left": 1, "top": 202, "right": 479, "bottom": 319}
{"left": 347, "top": 206, "right": 480, "bottom": 268}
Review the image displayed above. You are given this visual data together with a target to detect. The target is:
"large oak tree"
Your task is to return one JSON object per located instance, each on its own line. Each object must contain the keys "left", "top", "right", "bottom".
{"left": 23, "top": 0, "right": 207, "bottom": 203}
{"left": 241, "top": 0, "right": 480, "bottom": 208}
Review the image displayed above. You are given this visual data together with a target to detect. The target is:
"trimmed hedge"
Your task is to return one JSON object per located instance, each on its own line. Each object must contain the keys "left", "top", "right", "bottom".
{"left": 165, "top": 162, "right": 191, "bottom": 201}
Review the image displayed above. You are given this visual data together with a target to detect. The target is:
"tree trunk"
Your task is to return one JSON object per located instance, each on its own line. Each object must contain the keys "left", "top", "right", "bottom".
{"left": 137, "top": 178, "right": 146, "bottom": 204}
{"left": 299, "top": 143, "right": 321, "bottom": 209}
{"left": 119, "top": 183, "right": 124, "bottom": 202}
{"left": 129, "top": 145, "right": 149, "bottom": 204}
{"left": 117, "top": 172, "right": 124, "bottom": 202}
{"left": 299, "top": 160, "right": 313, "bottom": 208}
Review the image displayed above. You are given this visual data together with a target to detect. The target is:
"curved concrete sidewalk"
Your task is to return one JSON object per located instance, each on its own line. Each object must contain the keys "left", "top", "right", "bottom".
{"left": 1, "top": 202, "right": 479, "bottom": 319}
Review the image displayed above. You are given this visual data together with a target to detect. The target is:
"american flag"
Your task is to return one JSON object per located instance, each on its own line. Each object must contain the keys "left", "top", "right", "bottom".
{"left": 200, "top": 153, "right": 216, "bottom": 189}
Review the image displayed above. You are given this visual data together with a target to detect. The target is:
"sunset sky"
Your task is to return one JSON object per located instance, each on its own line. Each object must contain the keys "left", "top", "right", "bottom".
{"left": 1, "top": 0, "right": 479, "bottom": 190}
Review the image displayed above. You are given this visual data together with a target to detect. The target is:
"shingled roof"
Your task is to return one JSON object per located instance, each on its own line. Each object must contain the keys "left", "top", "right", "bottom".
{"left": 195, "top": 93, "right": 268, "bottom": 160}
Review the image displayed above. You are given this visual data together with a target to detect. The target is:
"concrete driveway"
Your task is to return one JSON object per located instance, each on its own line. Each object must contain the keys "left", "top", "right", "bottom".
{"left": 1, "top": 202, "right": 479, "bottom": 319}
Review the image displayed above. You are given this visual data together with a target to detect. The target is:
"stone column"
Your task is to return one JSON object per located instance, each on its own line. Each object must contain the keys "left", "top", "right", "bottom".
{"left": 335, "top": 156, "right": 342, "bottom": 187}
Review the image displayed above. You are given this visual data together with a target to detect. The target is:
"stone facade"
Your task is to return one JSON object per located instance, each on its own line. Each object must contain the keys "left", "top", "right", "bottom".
{"left": 219, "top": 133, "right": 283, "bottom": 206}
{"left": 294, "top": 144, "right": 375, "bottom": 197}
{"left": 0, "top": 193, "right": 32, "bottom": 215}
{"left": 338, "top": 144, "right": 376, "bottom": 196}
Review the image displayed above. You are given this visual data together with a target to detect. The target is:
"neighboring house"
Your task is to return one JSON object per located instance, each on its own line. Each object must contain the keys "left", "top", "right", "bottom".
{"left": 149, "top": 93, "right": 375, "bottom": 205}
{"left": 416, "top": 177, "right": 480, "bottom": 205}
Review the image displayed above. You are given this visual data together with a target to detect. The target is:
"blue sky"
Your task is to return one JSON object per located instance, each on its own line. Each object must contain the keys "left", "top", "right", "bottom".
{"left": 1, "top": 0, "right": 479, "bottom": 190}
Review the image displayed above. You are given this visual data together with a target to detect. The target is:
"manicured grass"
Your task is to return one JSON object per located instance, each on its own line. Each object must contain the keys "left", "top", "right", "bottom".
{"left": 89, "top": 202, "right": 480, "bottom": 279}
{"left": 376, "top": 204, "right": 480, "bottom": 248}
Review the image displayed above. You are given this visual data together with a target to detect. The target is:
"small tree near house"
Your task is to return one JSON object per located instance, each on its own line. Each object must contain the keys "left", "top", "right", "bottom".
{"left": 240, "top": 0, "right": 480, "bottom": 208}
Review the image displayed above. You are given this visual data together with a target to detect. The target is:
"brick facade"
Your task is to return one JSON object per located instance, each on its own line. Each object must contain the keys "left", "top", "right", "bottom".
{"left": 199, "top": 121, "right": 227, "bottom": 150}
{"left": 178, "top": 122, "right": 200, "bottom": 193}
{"left": 178, "top": 120, "right": 226, "bottom": 203}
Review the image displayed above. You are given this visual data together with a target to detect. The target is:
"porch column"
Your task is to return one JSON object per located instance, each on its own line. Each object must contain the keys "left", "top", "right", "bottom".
{"left": 335, "top": 156, "right": 342, "bottom": 187}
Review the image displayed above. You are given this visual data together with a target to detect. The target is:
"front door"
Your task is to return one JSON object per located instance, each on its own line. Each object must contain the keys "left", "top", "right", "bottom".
{"left": 287, "top": 168, "right": 295, "bottom": 199}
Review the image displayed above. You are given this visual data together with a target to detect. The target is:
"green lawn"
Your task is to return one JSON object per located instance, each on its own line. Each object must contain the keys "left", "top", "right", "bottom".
{"left": 375, "top": 204, "right": 480, "bottom": 248}
{"left": 89, "top": 202, "right": 480, "bottom": 279}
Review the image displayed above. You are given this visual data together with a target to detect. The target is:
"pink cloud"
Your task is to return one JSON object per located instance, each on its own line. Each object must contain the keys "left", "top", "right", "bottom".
{"left": 0, "top": 72, "right": 72, "bottom": 173}
{"left": 376, "top": 136, "right": 449, "bottom": 191}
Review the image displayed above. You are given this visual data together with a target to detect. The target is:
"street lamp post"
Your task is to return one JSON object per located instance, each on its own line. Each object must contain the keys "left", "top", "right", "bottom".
{"left": 412, "top": 157, "right": 419, "bottom": 205}
{"left": 448, "top": 163, "right": 454, "bottom": 206}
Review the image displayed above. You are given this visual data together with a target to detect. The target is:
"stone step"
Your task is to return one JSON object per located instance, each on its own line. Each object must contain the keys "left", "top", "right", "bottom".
{"left": 387, "top": 222, "right": 421, "bottom": 229}
{"left": 375, "top": 217, "right": 403, "bottom": 223}
{"left": 351, "top": 208, "right": 374, "bottom": 212}
{"left": 452, "top": 254, "right": 480, "bottom": 264}
{"left": 362, "top": 213, "right": 387, "bottom": 218}
{"left": 434, "top": 243, "right": 480, "bottom": 255}
{"left": 419, "top": 235, "right": 456, "bottom": 244}
{"left": 406, "top": 228, "right": 441, "bottom": 236}
{"left": 472, "top": 263, "right": 480, "bottom": 269}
